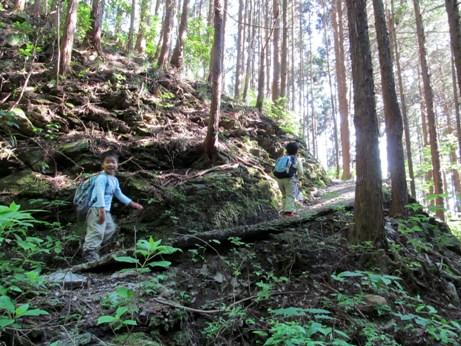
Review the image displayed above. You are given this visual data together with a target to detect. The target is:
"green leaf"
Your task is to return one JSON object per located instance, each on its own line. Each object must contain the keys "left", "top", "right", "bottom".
{"left": 0, "top": 296, "right": 15, "bottom": 313}
{"left": 115, "top": 306, "right": 128, "bottom": 318}
{"left": 147, "top": 261, "right": 172, "bottom": 268}
{"left": 15, "top": 304, "right": 29, "bottom": 317}
{"left": 21, "top": 308, "right": 48, "bottom": 317}
{"left": 271, "top": 307, "right": 309, "bottom": 317}
{"left": 97, "top": 315, "right": 117, "bottom": 324}
{"left": 113, "top": 256, "right": 140, "bottom": 264}
{"left": 0, "top": 318, "right": 15, "bottom": 329}
{"left": 123, "top": 319, "right": 137, "bottom": 326}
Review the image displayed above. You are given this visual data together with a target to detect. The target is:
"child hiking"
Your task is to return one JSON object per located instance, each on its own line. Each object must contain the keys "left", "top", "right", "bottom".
{"left": 273, "top": 142, "right": 304, "bottom": 217}
{"left": 80, "top": 151, "right": 143, "bottom": 262}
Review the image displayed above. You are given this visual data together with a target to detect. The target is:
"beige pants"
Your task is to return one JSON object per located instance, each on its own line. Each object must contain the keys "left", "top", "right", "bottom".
{"left": 277, "top": 178, "right": 297, "bottom": 212}
{"left": 83, "top": 208, "right": 117, "bottom": 253}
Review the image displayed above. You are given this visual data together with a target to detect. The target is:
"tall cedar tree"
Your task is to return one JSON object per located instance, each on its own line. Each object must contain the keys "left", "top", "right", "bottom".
{"left": 372, "top": 0, "right": 408, "bottom": 216}
{"left": 272, "top": 0, "right": 281, "bottom": 102}
{"left": 346, "top": 0, "right": 385, "bottom": 245}
{"left": 157, "top": 0, "right": 176, "bottom": 69}
{"left": 332, "top": 0, "right": 351, "bottom": 180}
{"left": 87, "top": 0, "right": 105, "bottom": 56}
{"left": 280, "top": 0, "right": 288, "bottom": 98}
{"left": 59, "top": 0, "right": 78, "bottom": 75}
{"left": 127, "top": 0, "right": 137, "bottom": 52}
{"left": 204, "top": 0, "right": 224, "bottom": 160}
{"left": 171, "top": 0, "right": 190, "bottom": 69}
{"left": 135, "top": 0, "right": 150, "bottom": 53}
{"left": 413, "top": 0, "right": 444, "bottom": 219}
{"left": 389, "top": 0, "right": 416, "bottom": 197}
{"left": 234, "top": 0, "right": 244, "bottom": 99}
{"left": 445, "top": 0, "right": 461, "bottom": 160}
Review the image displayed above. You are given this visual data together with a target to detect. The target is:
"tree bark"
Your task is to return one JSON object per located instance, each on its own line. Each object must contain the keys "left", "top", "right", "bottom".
{"left": 87, "top": 0, "right": 105, "bottom": 56}
{"left": 271, "top": 0, "right": 281, "bottom": 102}
{"left": 135, "top": 0, "right": 150, "bottom": 53}
{"left": 14, "top": 0, "right": 25, "bottom": 11}
{"left": 346, "top": 0, "right": 385, "bottom": 245}
{"left": 127, "top": 0, "right": 137, "bottom": 53}
{"left": 332, "top": 0, "right": 351, "bottom": 180}
{"left": 323, "top": 4, "right": 339, "bottom": 178}
{"left": 204, "top": 0, "right": 224, "bottom": 160}
{"left": 242, "top": 0, "right": 256, "bottom": 102}
{"left": 157, "top": 0, "right": 176, "bottom": 69}
{"left": 234, "top": 0, "right": 244, "bottom": 100}
{"left": 452, "top": 54, "right": 461, "bottom": 168}
{"left": 33, "top": 0, "right": 41, "bottom": 17}
{"left": 59, "top": 0, "right": 78, "bottom": 75}
{"left": 413, "top": 0, "right": 444, "bottom": 220}
{"left": 171, "top": 0, "right": 190, "bottom": 68}
{"left": 389, "top": 0, "right": 416, "bottom": 198}
{"left": 372, "top": 0, "right": 408, "bottom": 216}
{"left": 280, "top": 0, "right": 288, "bottom": 99}
{"left": 445, "top": 0, "right": 461, "bottom": 163}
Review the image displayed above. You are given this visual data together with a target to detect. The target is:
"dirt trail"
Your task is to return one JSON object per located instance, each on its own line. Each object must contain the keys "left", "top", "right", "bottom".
{"left": 299, "top": 180, "right": 355, "bottom": 216}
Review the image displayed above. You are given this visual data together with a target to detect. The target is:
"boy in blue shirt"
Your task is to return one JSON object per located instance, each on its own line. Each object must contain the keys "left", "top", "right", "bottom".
{"left": 83, "top": 151, "right": 143, "bottom": 261}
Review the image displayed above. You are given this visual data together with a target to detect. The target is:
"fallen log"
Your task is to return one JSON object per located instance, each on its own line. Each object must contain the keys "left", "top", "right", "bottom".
{"left": 64, "top": 200, "right": 354, "bottom": 273}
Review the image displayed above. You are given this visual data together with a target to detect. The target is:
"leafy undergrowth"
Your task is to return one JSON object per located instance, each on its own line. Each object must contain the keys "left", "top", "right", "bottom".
{"left": 1, "top": 202, "right": 461, "bottom": 345}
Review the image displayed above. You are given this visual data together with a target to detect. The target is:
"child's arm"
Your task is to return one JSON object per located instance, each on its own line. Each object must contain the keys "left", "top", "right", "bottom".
{"left": 114, "top": 180, "right": 143, "bottom": 210}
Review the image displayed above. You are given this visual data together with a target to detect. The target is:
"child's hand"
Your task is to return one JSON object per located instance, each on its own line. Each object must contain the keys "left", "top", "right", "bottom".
{"left": 130, "top": 202, "right": 144, "bottom": 210}
{"left": 98, "top": 209, "right": 105, "bottom": 224}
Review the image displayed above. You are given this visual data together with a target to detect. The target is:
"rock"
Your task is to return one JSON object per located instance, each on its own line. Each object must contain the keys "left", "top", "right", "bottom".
{"left": 361, "top": 294, "right": 388, "bottom": 313}
{"left": 51, "top": 332, "right": 96, "bottom": 346}
{"left": 46, "top": 271, "right": 89, "bottom": 289}
{"left": 445, "top": 282, "right": 460, "bottom": 306}
{"left": 213, "top": 272, "right": 225, "bottom": 284}
{"left": 0, "top": 107, "right": 35, "bottom": 136}
{"left": 0, "top": 169, "right": 53, "bottom": 202}
{"left": 58, "top": 138, "right": 90, "bottom": 155}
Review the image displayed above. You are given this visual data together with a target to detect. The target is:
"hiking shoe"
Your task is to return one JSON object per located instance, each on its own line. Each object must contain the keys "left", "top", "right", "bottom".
{"left": 282, "top": 211, "right": 296, "bottom": 217}
{"left": 83, "top": 251, "right": 100, "bottom": 262}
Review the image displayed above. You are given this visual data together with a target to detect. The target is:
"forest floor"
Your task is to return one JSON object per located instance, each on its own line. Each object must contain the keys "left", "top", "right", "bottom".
{"left": 17, "top": 181, "right": 461, "bottom": 346}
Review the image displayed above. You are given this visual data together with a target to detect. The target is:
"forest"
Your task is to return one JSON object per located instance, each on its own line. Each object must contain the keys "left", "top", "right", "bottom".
{"left": 1, "top": 0, "right": 461, "bottom": 345}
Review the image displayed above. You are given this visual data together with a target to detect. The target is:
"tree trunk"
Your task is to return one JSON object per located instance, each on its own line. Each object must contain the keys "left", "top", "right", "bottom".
{"left": 271, "top": 0, "right": 281, "bottom": 102}
{"left": 87, "top": 0, "right": 105, "bottom": 56}
{"left": 332, "top": 0, "right": 351, "bottom": 180}
{"left": 14, "top": 0, "right": 25, "bottom": 11}
{"left": 323, "top": 4, "right": 339, "bottom": 178}
{"left": 242, "top": 0, "right": 256, "bottom": 102}
{"left": 372, "top": 0, "right": 408, "bottom": 216}
{"left": 127, "top": 0, "right": 137, "bottom": 53}
{"left": 413, "top": 0, "right": 444, "bottom": 220}
{"left": 204, "top": 0, "right": 224, "bottom": 160}
{"left": 33, "top": 0, "right": 41, "bottom": 17}
{"left": 234, "top": 0, "right": 244, "bottom": 100}
{"left": 290, "top": 1, "right": 295, "bottom": 110}
{"left": 280, "top": 0, "right": 288, "bottom": 99}
{"left": 389, "top": 0, "right": 416, "bottom": 198}
{"left": 446, "top": 0, "right": 461, "bottom": 163}
{"left": 59, "top": 0, "right": 78, "bottom": 75}
{"left": 157, "top": 0, "right": 176, "bottom": 69}
{"left": 171, "top": 0, "right": 190, "bottom": 68}
{"left": 135, "top": 0, "right": 150, "bottom": 53}
{"left": 346, "top": 0, "right": 385, "bottom": 245}
{"left": 308, "top": 10, "right": 316, "bottom": 158}
{"left": 452, "top": 54, "right": 461, "bottom": 168}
